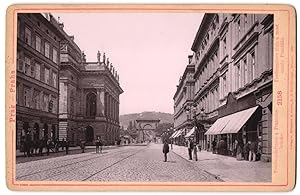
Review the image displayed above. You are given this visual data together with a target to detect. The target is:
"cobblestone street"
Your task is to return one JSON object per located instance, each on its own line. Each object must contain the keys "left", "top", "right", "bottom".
{"left": 16, "top": 144, "right": 221, "bottom": 182}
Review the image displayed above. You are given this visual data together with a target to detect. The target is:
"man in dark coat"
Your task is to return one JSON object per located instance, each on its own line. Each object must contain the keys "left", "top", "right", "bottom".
{"left": 187, "top": 138, "right": 194, "bottom": 160}
{"left": 162, "top": 141, "right": 170, "bottom": 162}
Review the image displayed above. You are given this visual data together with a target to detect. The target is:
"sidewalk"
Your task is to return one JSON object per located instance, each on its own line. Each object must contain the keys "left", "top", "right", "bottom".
{"left": 171, "top": 144, "right": 272, "bottom": 182}
{"left": 16, "top": 143, "right": 148, "bottom": 157}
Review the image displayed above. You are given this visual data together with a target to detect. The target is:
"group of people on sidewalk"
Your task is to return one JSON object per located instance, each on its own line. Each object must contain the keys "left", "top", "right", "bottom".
{"left": 21, "top": 133, "right": 70, "bottom": 157}
{"left": 162, "top": 138, "right": 200, "bottom": 162}
{"left": 210, "top": 137, "right": 262, "bottom": 162}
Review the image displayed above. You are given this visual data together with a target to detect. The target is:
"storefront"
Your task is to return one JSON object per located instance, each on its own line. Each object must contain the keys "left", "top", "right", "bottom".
{"left": 205, "top": 106, "right": 261, "bottom": 156}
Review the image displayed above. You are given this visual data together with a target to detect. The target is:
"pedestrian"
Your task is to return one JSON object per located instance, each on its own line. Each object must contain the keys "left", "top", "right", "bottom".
{"left": 243, "top": 141, "right": 251, "bottom": 161}
{"left": 62, "top": 138, "right": 65, "bottom": 151}
{"left": 80, "top": 139, "right": 85, "bottom": 153}
{"left": 249, "top": 140, "right": 258, "bottom": 162}
{"left": 162, "top": 140, "right": 169, "bottom": 162}
{"left": 46, "top": 138, "right": 51, "bottom": 156}
{"left": 66, "top": 139, "right": 69, "bottom": 155}
{"left": 193, "top": 142, "right": 198, "bottom": 161}
{"left": 170, "top": 139, "right": 173, "bottom": 150}
{"left": 95, "top": 136, "right": 100, "bottom": 153}
{"left": 207, "top": 141, "right": 210, "bottom": 151}
{"left": 212, "top": 139, "right": 217, "bottom": 154}
{"left": 99, "top": 139, "right": 103, "bottom": 153}
{"left": 187, "top": 138, "right": 194, "bottom": 160}
{"left": 235, "top": 140, "right": 243, "bottom": 161}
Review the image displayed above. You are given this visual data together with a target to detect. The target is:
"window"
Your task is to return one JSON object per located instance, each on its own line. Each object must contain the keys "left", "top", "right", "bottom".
{"left": 24, "top": 87, "right": 30, "bottom": 107}
{"left": 86, "top": 93, "right": 97, "bottom": 117}
{"left": 35, "top": 35, "right": 41, "bottom": 52}
{"left": 33, "top": 90, "right": 40, "bottom": 110}
{"left": 25, "top": 27, "right": 31, "bottom": 46}
{"left": 250, "top": 51, "right": 256, "bottom": 80}
{"left": 43, "top": 94, "right": 49, "bottom": 112}
{"left": 52, "top": 48, "right": 57, "bottom": 63}
{"left": 52, "top": 72, "right": 57, "bottom": 88}
{"left": 17, "top": 51, "right": 24, "bottom": 72}
{"left": 223, "top": 74, "right": 227, "bottom": 97}
{"left": 24, "top": 56, "right": 31, "bottom": 76}
{"left": 237, "top": 64, "right": 241, "bottom": 89}
{"left": 45, "top": 67, "right": 50, "bottom": 84}
{"left": 35, "top": 63, "right": 40, "bottom": 80}
{"left": 52, "top": 97, "right": 57, "bottom": 113}
{"left": 243, "top": 57, "right": 248, "bottom": 85}
{"left": 45, "top": 42, "right": 50, "bottom": 58}
{"left": 30, "top": 63, "right": 35, "bottom": 77}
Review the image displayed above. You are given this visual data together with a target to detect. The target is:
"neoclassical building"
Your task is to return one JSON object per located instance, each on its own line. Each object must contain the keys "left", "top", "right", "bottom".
{"left": 191, "top": 13, "right": 273, "bottom": 161}
{"left": 58, "top": 28, "right": 123, "bottom": 145}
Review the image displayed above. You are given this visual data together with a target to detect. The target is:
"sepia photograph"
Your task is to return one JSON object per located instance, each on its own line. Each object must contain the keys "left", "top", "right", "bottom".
{"left": 5, "top": 4, "right": 296, "bottom": 191}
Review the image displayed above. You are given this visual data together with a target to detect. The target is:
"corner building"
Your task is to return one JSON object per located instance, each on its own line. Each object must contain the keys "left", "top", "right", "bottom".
{"left": 58, "top": 27, "right": 123, "bottom": 145}
{"left": 192, "top": 13, "right": 273, "bottom": 161}
{"left": 16, "top": 13, "right": 64, "bottom": 149}
{"left": 172, "top": 56, "right": 195, "bottom": 145}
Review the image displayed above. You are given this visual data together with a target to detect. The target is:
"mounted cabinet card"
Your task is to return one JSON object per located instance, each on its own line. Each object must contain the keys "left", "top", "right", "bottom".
{"left": 5, "top": 4, "right": 296, "bottom": 191}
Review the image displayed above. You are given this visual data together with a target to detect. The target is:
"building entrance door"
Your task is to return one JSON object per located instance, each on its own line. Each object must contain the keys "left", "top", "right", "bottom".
{"left": 85, "top": 126, "right": 94, "bottom": 143}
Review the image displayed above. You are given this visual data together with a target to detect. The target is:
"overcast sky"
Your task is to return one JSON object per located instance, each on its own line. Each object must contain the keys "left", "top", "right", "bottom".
{"left": 54, "top": 13, "right": 204, "bottom": 115}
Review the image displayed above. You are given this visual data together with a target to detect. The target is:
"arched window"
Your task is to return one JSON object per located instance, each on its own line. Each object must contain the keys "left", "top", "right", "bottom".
{"left": 86, "top": 92, "right": 97, "bottom": 117}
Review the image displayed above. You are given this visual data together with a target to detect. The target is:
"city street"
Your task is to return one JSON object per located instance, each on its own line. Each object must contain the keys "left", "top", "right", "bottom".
{"left": 16, "top": 144, "right": 220, "bottom": 182}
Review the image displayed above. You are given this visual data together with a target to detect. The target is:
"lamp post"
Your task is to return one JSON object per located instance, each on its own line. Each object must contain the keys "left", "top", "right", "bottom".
{"left": 192, "top": 103, "right": 206, "bottom": 149}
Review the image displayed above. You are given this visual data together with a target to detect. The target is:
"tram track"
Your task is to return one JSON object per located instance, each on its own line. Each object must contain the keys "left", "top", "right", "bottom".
{"left": 16, "top": 146, "right": 148, "bottom": 181}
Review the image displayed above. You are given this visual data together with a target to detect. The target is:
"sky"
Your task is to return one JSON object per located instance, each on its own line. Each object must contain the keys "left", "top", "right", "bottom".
{"left": 54, "top": 13, "right": 204, "bottom": 115}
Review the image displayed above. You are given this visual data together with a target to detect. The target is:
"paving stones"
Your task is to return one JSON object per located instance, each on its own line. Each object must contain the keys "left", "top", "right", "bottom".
{"left": 16, "top": 144, "right": 220, "bottom": 182}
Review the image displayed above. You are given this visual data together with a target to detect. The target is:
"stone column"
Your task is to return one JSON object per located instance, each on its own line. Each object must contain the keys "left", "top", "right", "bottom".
{"left": 96, "top": 88, "right": 105, "bottom": 117}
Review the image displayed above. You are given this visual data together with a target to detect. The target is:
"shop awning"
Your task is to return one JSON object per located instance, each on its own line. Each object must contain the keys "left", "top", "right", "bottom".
{"left": 205, "top": 117, "right": 229, "bottom": 135}
{"left": 169, "top": 131, "right": 178, "bottom": 139}
{"left": 205, "top": 106, "right": 259, "bottom": 135}
{"left": 185, "top": 127, "right": 196, "bottom": 138}
{"left": 174, "top": 129, "right": 184, "bottom": 138}
{"left": 220, "top": 106, "right": 259, "bottom": 134}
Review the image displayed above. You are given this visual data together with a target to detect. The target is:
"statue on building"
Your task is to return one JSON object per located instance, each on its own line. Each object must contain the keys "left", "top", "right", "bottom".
{"left": 97, "top": 50, "right": 101, "bottom": 63}
{"left": 103, "top": 52, "right": 106, "bottom": 64}
{"left": 82, "top": 51, "right": 86, "bottom": 62}
{"left": 109, "top": 63, "right": 113, "bottom": 71}
{"left": 107, "top": 58, "right": 110, "bottom": 66}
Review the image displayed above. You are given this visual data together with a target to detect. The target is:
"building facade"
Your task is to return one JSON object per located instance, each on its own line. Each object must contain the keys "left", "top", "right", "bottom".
{"left": 16, "top": 13, "right": 64, "bottom": 149}
{"left": 58, "top": 32, "right": 123, "bottom": 145}
{"left": 191, "top": 13, "right": 273, "bottom": 161}
{"left": 173, "top": 56, "right": 195, "bottom": 145}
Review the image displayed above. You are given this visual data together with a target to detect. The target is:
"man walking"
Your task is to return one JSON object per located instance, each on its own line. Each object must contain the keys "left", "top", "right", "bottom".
{"left": 162, "top": 140, "right": 169, "bottom": 162}
{"left": 187, "top": 138, "right": 194, "bottom": 160}
{"left": 193, "top": 142, "right": 198, "bottom": 161}
{"left": 95, "top": 136, "right": 100, "bottom": 153}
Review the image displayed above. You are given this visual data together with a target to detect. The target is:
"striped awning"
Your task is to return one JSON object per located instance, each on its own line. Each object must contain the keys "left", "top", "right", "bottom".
{"left": 205, "top": 106, "right": 259, "bottom": 135}
{"left": 185, "top": 127, "right": 196, "bottom": 138}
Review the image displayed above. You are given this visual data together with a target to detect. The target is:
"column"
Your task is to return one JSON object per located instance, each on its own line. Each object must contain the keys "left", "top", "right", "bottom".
{"left": 96, "top": 88, "right": 105, "bottom": 117}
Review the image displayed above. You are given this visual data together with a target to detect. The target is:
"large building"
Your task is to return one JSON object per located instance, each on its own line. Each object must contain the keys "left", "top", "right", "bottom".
{"left": 192, "top": 13, "right": 273, "bottom": 161}
{"left": 16, "top": 13, "right": 123, "bottom": 150}
{"left": 16, "top": 13, "right": 64, "bottom": 149}
{"left": 173, "top": 13, "right": 273, "bottom": 162}
{"left": 172, "top": 56, "right": 195, "bottom": 145}
{"left": 57, "top": 23, "right": 123, "bottom": 145}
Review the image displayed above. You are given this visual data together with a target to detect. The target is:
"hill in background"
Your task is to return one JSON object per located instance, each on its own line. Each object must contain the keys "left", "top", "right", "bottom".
{"left": 119, "top": 111, "right": 173, "bottom": 129}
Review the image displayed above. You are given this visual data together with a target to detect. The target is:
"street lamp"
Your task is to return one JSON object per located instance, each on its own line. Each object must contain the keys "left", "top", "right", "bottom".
{"left": 192, "top": 103, "right": 206, "bottom": 150}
